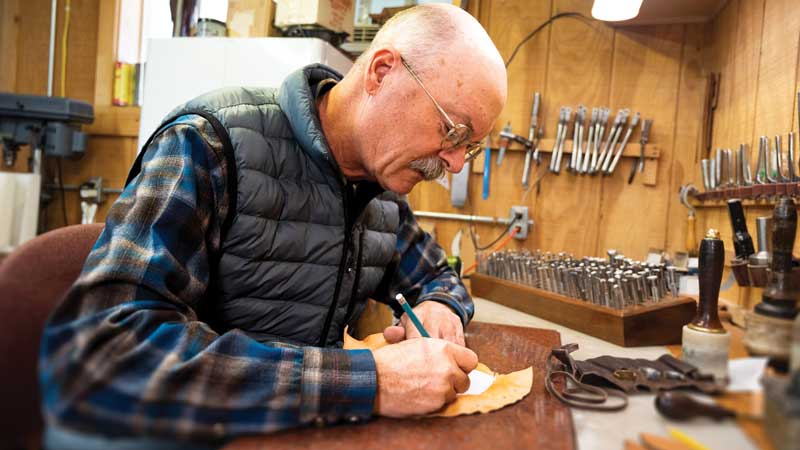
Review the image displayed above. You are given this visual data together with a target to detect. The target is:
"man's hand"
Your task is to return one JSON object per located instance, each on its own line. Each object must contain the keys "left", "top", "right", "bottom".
{"left": 383, "top": 301, "right": 465, "bottom": 346}
{"left": 372, "top": 338, "right": 478, "bottom": 417}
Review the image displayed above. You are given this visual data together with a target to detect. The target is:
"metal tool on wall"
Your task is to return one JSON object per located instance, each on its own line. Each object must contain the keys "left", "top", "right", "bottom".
{"left": 496, "top": 122, "right": 512, "bottom": 166}
{"left": 606, "top": 112, "right": 640, "bottom": 175}
{"left": 522, "top": 92, "right": 542, "bottom": 189}
{"left": 549, "top": 106, "right": 571, "bottom": 174}
{"left": 598, "top": 109, "right": 630, "bottom": 174}
{"left": 568, "top": 105, "right": 586, "bottom": 173}
{"left": 748, "top": 216, "right": 772, "bottom": 287}
{"left": 628, "top": 118, "right": 652, "bottom": 184}
{"left": 679, "top": 185, "right": 698, "bottom": 257}
{"left": 727, "top": 199, "right": 755, "bottom": 286}
{"left": 479, "top": 250, "right": 680, "bottom": 310}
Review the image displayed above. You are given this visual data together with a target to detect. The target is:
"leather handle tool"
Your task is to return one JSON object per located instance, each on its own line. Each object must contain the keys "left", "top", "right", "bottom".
{"left": 682, "top": 228, "right": 730, "bottom": 380}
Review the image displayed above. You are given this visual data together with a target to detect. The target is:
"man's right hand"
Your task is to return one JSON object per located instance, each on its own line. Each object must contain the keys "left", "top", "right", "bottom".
{"left": 372, "top": 338, "right": 478, "bottom": 417}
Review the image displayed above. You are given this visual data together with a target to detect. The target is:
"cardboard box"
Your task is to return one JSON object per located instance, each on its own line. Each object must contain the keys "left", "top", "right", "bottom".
{"left": 227, "top": 0, "right": 280, "bottom": 37}
{"left": 274, "top": 0, "right": 355, "bottom": 37}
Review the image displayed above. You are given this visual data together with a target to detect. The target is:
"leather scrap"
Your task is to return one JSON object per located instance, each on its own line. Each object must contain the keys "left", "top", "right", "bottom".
{"left": 343, "top": 329, "right": 533, "bottom": 417}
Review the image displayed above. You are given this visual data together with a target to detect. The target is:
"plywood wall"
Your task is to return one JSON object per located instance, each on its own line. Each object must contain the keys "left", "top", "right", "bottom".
{"left": 408, "top": 0, "right": 708, "bottom": 267}
{"left": 1, "top": 0, "right": 137, "bottom": 231}
{"left": 696, "top": 0, "right": 800, "bottom": 308}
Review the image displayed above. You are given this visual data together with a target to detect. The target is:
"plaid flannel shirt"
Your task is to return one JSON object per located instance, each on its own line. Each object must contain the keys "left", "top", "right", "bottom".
{"left": 39, "top": 114, "right": 473, "bottom": 442}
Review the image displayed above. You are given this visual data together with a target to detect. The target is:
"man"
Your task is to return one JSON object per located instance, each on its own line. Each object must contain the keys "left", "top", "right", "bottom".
{"left": 39, "top": 3, "right": 507, "bottom": 447}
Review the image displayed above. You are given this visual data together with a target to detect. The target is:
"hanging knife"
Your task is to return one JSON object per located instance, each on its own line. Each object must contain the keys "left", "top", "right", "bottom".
{"left": 628, "top": 118, "right": 652, "bottom": 184}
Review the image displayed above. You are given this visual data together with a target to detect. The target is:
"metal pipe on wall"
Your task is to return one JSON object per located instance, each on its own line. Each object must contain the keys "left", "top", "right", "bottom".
{"left": 47, "top": 0, "right": 57, "bottom": 96}
{"left": 412, "top": 211, "right": 534, "bottom": 226}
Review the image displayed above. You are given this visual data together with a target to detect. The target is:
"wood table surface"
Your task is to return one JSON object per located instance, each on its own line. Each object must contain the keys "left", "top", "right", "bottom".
{"left": 225, "top": 322, "right": 575, "bottom": 450}
{"left": 666, "top": 312, "right": 773, "bottom": 450}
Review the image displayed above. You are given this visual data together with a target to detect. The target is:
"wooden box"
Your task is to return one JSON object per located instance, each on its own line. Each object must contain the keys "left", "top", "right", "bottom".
{"left": 470, "top": 273, "right": 697, "bottom": 347}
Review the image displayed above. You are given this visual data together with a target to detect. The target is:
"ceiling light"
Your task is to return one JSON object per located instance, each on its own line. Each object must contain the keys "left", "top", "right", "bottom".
{"left": 591, "top": 0, "right": 644, "bottom": 22}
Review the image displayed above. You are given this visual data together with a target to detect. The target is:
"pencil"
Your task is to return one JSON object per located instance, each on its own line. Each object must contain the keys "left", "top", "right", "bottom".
{"left": 395, "top": 293, "right": 431, "bottom": 338}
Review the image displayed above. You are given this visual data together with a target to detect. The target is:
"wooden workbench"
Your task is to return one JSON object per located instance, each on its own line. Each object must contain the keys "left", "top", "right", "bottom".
{"left": 472, "top": 297, "right": 769, "bottom": 450}
{"left": 225, "top": 321, "right": 575, "bottom": 450}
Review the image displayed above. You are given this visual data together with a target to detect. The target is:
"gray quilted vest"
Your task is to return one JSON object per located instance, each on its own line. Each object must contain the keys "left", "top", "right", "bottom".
{"left": 128, "top": 65, "right": 400, "bottom": 347}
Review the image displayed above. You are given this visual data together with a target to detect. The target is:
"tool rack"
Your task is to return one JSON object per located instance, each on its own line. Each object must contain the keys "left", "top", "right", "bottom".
{"left": 470, "top": 272, "right": 695, "bottom": 347}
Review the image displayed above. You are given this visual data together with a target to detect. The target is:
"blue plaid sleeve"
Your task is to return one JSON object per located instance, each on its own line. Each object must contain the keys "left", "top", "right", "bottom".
{"left": 379, "top": 198, "right": 474, "bottom": 326}
{"left": 38, "top": 115, "right": 376, "bottom": 442}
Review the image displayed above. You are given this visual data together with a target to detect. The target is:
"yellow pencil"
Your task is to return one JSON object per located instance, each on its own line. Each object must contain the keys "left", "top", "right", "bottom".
{"left": 667, "top": 427, "right": 710, "bottom": 450}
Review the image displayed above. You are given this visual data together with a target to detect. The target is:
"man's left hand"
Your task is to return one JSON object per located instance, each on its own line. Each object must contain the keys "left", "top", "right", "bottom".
{"left": 383, "top": 301, "right": 465, "bottom": 346}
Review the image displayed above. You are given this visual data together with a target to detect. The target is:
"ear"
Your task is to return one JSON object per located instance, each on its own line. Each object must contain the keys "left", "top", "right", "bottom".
{"left": 364, "top": 48, "right": 400, "bottom": 96}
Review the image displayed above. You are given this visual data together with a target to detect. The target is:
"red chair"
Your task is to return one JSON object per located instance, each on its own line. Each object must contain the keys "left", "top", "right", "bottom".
{"left": 0, "top": 224, "right": 104, "bottom": 450}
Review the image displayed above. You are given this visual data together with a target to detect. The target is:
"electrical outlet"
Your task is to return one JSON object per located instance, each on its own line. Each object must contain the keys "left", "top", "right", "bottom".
{"left": 510, "top": 206, "right": 530, "bottom": 240}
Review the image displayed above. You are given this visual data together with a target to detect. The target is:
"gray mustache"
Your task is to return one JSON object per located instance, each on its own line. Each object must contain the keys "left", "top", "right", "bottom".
{"left": 408, "top": 156, "right": 446, "bottom": 180}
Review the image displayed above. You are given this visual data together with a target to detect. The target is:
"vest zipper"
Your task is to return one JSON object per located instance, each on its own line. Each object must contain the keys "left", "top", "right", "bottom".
{"left": 343, "top": 226, "right": 365, "bottom": 328}
{"left": 319, "top": 181, "right": 352, "bottom": 347}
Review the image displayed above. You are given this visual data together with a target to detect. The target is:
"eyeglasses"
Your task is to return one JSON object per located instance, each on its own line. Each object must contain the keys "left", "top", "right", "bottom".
{"left": 400, "top": 56, "right": 483, "bottom": 163}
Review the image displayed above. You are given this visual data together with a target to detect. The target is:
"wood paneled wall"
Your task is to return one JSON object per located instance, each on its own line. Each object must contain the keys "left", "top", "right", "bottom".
{"left": 696, "top": 0, "right": 800, "bottom": 307}
{"left": 408, "top": 0, "right": 708, "bottom": 267}
{"left": 1, "top": 0, "right": 137, "bottom": 231}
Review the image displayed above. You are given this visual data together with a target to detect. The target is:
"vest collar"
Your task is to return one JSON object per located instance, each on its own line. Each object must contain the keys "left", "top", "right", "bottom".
{"left": 278, "top": 64, "right": 347, "bottom": 186}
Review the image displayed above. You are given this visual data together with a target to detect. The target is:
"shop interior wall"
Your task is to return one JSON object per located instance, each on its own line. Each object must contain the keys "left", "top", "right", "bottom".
{"left": 407, "top": 0, "right": 709, "bottom": 270}
{"left": 694, "top": 0, "right": 800, "bottom": 308}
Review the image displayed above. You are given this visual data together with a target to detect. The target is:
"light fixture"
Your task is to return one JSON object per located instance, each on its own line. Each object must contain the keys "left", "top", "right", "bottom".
{"left": 591, "top": 0, "right": 644, "bottom": 22}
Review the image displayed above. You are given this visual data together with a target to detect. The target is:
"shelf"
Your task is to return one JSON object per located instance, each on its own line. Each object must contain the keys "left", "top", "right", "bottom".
{"left": 691, "top": 183, "right": 800, "bottom": 207}
{"left": 496, "top": 138, "right": 660, "bottom": 159}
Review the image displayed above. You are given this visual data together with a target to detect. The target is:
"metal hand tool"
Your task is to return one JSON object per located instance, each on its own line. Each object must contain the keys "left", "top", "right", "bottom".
{"left": 788, "top": 132, "right": 797, "bottom": 181}
{"left": 627, "top": 118, "right": 652, "bottom": 184}
{"left": 551, "top": 107, "right": 571, "bottom": 174}
{"left": 606, "top": 112, "right": 640, "bottom": 175}
{"left": 598, "top": 109, "right": 629, "bottom": 173}
{"left": 736, "top": 144, "right": 752, "bottom": 186}
{"left": 714, "top": 148, "right": 725, "bottom": 186}
{"left": 521, "top": 92, "right": 541, "bottom": 188}
{"left": 726, "top": 149, "right": 735, "bottom": 186}
{"left": 496, "top": 122, "right": 512, "bottom": 166}
{"left": 590, "top": 108, "right": 609, "bottom": 173}
{"left": 679, "top": 185, "right": 698, "bottom": 256}
{"left": 701, "top": 159, "right": 712, "bottom": 190}
{"left": 570, "top": 105, "right": 586, "bottom": 172}
{"left": 549, "top": 108, "right": 565, "bottom": 173}
{"left": 755, "top": 137, "right": 769, "bottom": 184}
{"left": 581, "top": 108, "right": 598, "bottom": 174}
{"left": 727, "top": 199, "right": 755, "bottom": 259}
{"left": 773, "top": 135, "right": 787, "bottom": 181}
{"left": 480, "top": 250, "right": 677, "bottom": 309}
{"left": 763, "top": 136, "right": 779, "bottom": 183}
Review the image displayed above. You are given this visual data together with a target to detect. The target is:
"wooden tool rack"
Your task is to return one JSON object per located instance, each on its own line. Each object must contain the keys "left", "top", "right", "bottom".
{"left": 470, "top": 272, "right": 696, "bottom": 347}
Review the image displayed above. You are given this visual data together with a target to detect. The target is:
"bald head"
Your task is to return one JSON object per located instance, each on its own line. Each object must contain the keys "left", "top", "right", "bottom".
{"left": 320, "top": 3, "right": 507, "bottom": 194}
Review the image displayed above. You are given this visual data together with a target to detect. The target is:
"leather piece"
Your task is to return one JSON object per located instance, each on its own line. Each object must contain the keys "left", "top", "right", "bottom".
{"left": 225, "top": 322, "right": 575, "bottom": 450}
{"left": 343, "top": 329, "right": 534, "bottom": 418}
{"left": 550, "top": 344, "right": 721, "bottom": 395}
